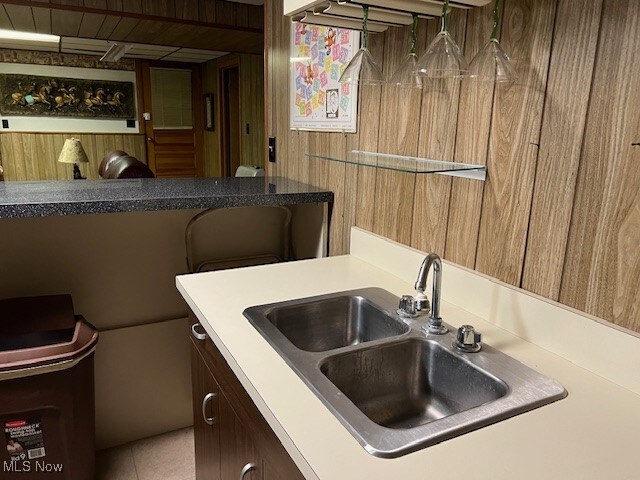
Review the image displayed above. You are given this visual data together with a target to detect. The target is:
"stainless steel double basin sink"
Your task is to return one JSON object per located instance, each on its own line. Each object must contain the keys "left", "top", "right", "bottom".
{"left": 244, "top": 288, "right": 566, "bottom": 458}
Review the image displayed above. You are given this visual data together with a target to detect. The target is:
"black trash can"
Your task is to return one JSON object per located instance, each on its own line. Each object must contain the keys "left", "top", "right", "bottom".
{"left": 0, "top": 295, "right": 99, "bottom": 480}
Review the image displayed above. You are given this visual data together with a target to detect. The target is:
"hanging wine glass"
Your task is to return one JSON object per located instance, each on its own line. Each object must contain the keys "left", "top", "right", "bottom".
{"left": 469, "top": 0, "right": 517, "bottom": 83}
{"left": 416, "top": 0, "right": 470, "bottom": 79}
{"left": 339, "top": 5, "right": 384, "bottom": 85}
{"left": 388, "top": 14, "right": 422, "bottom": 88}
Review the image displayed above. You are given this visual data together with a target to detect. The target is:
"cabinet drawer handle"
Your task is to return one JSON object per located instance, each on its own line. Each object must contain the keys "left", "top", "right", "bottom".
{"left": 191, "top": 323, "right": 207, "bottom": 340}
{"left": 202, "top": 392, "right": 217, "bottom": 425}
{"left": 239, "top": 463, "right": 256, "bottom": 480}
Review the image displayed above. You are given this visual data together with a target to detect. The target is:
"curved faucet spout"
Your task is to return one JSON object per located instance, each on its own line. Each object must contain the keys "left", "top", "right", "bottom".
{"left": 414, "top": 253, "right": 446, "bottom": 334}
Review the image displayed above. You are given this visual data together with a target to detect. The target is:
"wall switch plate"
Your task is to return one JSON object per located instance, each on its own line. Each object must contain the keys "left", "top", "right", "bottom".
{"left": 143, "top": 112, "right": 151, "bottom": 121}
{"left": 268, "top": 137, "right": 276, "bottom": 163}
{"left": 2, "top": 120, "right": 8, "bottom": 129}
{"left": 126, "top": 119, "right": 136, "bottom": 128}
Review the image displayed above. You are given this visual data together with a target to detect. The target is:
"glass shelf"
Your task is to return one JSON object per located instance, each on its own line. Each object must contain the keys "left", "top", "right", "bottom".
{"left": 307, "top": 150, "right": 486, "bottom": 181}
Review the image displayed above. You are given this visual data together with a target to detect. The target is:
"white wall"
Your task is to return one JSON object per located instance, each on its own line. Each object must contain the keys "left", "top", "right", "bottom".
{"left": 0, "top": 63, "right": 139, "bottom": 133}
{"left": 95, "top": 318, "right": 193, "bottom": 449}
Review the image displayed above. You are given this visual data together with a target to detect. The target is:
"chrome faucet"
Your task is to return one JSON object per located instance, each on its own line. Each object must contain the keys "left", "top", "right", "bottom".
{"left": 414, "top": 253, "right": 448, "bottom": 335}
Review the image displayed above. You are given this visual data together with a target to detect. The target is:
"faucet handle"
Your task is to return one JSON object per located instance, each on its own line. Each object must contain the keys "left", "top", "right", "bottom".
{"left": 397, "top": 295, "right": 417, "bottom": 318}
{"left": 415, "top": 294, "right": 430, "bottom": 314}
{"left": 453, "top": 325, "right": 482, "bottom": 353}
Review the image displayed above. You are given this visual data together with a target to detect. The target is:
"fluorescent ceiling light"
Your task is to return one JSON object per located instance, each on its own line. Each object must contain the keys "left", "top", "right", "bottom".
{"left": 100, "top": 43, "right": 133, "bottom": 62}
{"left": 0, "top": 29, "right": 59, "bottom": 43}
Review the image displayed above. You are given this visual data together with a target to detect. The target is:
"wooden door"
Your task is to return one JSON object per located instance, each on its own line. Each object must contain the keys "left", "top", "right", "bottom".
{"left": 140, "top": 61, "right": 204, "bottom": 177}
{"left": 219, "top": 392, "right": 262, "bottom": 480}
{"left": 191, "top": 341, "right": 222, "bottom": 480}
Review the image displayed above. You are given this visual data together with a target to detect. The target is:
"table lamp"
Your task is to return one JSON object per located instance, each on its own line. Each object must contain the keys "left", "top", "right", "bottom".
{"left": 58, "top": 138, "right": 89, "bottom": 180}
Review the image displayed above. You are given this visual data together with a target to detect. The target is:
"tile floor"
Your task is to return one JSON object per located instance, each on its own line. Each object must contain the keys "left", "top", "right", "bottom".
{"left": 96, "top": 427, "right": 195, "bottom": 480}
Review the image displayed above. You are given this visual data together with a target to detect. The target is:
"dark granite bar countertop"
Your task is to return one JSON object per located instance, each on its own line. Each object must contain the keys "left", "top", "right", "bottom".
{"left": 0, "top": 177, "right": 334, "bottom": 218}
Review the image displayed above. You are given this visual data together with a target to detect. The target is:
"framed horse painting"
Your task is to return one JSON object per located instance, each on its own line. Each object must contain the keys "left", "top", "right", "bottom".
{"left": 0, "top": 74, "right": 136, "bottom": 119}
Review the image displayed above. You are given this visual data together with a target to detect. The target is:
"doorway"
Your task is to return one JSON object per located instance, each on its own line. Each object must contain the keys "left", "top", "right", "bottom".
{"left": 219, "top": 59, "right": 241, "bottom": 177}
{"left": 140, "top": 61, "right": 204, "bottom": 177}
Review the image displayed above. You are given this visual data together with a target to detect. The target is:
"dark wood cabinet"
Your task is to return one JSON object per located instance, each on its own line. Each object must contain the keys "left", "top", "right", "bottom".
{"left": 219, "top": 393, "right": 260, "bottom": 480}
{"left": 191, "top": 341, "right": 222, "bottom": 480}
{"left": 190, "top": 317, "right": 306, "bottom": 480}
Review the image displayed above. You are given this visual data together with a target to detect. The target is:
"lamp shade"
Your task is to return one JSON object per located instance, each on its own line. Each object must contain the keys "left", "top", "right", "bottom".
{"left": 58, "top": 138, "right": 89, "bottom": 164}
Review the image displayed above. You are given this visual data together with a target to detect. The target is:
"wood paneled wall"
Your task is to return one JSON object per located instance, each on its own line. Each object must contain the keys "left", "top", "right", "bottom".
{"left": 202, "top": 58, "right": 221, "bottom": 177}
{"left": 265, "top": 0, "right": 640, "bottom": 333}
{"left": 0, "top": 132, "right": 146, "bottom": 180}
{"left": 239, "top": 54, "right": 265, "bottom": 168}
{"left": 202, "top": 53, "right": 265, "bottom": 177}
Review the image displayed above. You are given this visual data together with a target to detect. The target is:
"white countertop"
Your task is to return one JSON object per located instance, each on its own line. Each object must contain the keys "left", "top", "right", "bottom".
{"left": 177, "top": 230, "right": 640, "bottom": 480}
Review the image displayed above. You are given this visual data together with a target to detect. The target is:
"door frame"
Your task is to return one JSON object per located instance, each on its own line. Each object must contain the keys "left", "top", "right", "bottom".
{"left": 217, "top": 55, "right": 242, "bottom": 177}
{"left": 137, "top": 60, "right": 205, "bottom": 177}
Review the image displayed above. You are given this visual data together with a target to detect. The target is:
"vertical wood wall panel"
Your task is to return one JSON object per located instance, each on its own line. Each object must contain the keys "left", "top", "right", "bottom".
{"left": 239, "top": 54, "right": 265, "bottom": 167}
{"left": 105, "top": 0, "right": 123, "bottom": 12}
{"left": 142, "top": 0, "right": 175, "bottom": 18}
{"left": 246, "top": 5, "right": 263, "bottom": 31}
{"left": 83, "top": 0, "right": 108, "bottom": 8}
{"left": 352, "top": 32, "right": 385, "bottom": 233}
{"left": 235, "top": 3, "right": 248, "bottom": 28}
{"left": 265, "top": 0, "right": 640, "bottom": 333}
{"left": 215, "top": 0, "right": 235, "bottom": 26}
{"left": 198, "top": 0, "right": 216, "bottom": 23}
{"left": 201, "top": 53, "right": 265, "bottom": 177}
{"left": 373, "top": 23, "right": 424, "bottom": 244}
{"left": 411, "top": 12, "right": 466, "bottom": 254}
{"left": 560, "top": 0, "right": 640, "bottom": 332}
{"left": 122, "top": 0, "right": 142, "bottom": 14}
{"left": 444, "top": 3, "right": 500, "bottom": 268}
{"left": 474, "top": 0, "right": 557, "bottom": 285}
{"left": 521, "top": 0, "right": 603, "bottom": 300}
{"left": 325, "top": 135, "right": 347, "bottom": 256}
{"left": 174, "top": 0, "right": 198, "bottom": 21}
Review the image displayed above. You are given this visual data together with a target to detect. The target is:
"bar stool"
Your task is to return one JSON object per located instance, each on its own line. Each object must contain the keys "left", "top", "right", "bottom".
{"left": 185, "top": 206, "right": 293, "bottom": 273}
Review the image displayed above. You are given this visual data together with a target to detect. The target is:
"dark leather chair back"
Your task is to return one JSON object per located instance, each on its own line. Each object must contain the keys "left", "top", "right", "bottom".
{"left": 105, "top": 155, "right": 155, "bottom": 179}
{"left": 99, "top": 150, "right": 127, "bottom": 178}
{"left": 100, "top": 152, "right": 155, "bottom": 179}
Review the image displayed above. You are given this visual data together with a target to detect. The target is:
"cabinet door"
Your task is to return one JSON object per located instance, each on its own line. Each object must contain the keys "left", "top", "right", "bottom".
{"left": 219, "top": 392, "right": 262, "bottom": 480}
{"left": 191, "top": 341, "right": 222, "bottom": 480}
{"left": 261, "top": 459, "right": 287, "bottom": 480}
{"left": 189, "top": 313, "right": 305, "bottom": 480}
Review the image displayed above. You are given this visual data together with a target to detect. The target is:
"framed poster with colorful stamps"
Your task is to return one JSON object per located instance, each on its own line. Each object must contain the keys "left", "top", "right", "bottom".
{"left": 290, "top": 22, "right": 360, "bottom": 133}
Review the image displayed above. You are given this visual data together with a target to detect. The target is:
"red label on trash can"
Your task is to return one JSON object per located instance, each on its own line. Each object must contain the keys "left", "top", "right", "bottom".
{"left": 4, "top": 418, "right": 46, "bottom": 461}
